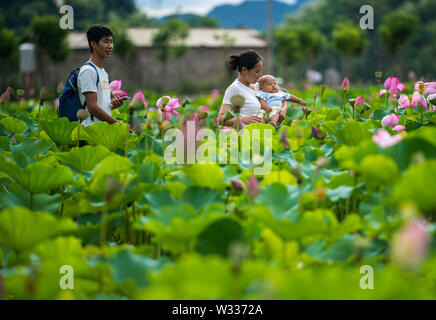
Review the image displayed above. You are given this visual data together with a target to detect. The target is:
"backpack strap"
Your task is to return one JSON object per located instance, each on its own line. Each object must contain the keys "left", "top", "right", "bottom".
{"left": 83, "top": 62, "right": 100, "bottom": 86}
{"left": 83, "top": 62, "right": 100, "bottom": 122}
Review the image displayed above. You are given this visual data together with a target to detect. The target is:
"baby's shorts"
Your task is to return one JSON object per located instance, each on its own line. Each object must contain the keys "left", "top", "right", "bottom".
{"left": 269, "top": 106, "right": 282, "bottom": 117}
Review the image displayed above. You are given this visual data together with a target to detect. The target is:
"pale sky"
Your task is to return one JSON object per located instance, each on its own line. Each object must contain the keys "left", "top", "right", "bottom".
{"left": 135, "top": 0, "right": 297, "bottom": 17}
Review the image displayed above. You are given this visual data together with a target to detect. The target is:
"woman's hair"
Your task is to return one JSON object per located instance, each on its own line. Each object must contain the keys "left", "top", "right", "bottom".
{"left": 227, "top": 50, "right": 262, "bottom": 72}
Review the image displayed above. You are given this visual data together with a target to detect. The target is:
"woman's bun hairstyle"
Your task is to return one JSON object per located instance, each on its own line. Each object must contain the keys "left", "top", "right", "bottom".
{"left": 227, "top": 50, "right": 262, "bottom": 72}
{"left": 227, "top": 55, "right": 240, "bottom": 71}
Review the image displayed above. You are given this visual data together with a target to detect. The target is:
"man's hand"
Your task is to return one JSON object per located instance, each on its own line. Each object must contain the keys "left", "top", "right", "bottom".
{"left": 111, "top": 96, "right": 124, "bottom": 110}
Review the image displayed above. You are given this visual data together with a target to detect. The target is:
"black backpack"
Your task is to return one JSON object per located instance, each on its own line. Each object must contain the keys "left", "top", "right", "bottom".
{"left": 58, "top": 62, "right": 99, "bottom": 121}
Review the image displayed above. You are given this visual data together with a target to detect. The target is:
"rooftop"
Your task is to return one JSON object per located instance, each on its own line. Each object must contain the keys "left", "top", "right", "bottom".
{"left": 68, "top": 28, "right": 268, "bottom": 49}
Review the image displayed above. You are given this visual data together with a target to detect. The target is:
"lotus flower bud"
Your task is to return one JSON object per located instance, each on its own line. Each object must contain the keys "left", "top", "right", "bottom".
{"left": 230, "top": 95, "right": 245, "bottom": 112}
{"left": 279, "top": 130, "right": 290, "bottom": 150}
{"left": 0, "top": 88, "right": 11, "bottom": 103}
{"left": 16, "top": 89, "right": 25, "bottom": 99}
{"left": 381, "top": 113, "right": 399, "bottom": 128}
{"left": 39, "top": 87, "right": 50, "bottom": 102}
{"left": 57, "top": 81, "right": 64, "bottom": 94}
{"left": 231, "top": 179, "right": 245, "bottom": 191}
{"left": 76, "top": 109, "right": 89, "bottom": 122}
{"left": 374, "top": 71, "right": 382, "bottom": 83}
{"left": 246, "top": 176, "right": 260, "bottom": 198}
{"left": 390, "top": 219, "right": 430, "bottom": 271}
{"left": 131, "top": 98, "right": 145, "bottom": 111}
{"left": 311, "top": 125, "right": 322, "bottom": 139}
{"left": 342, "top": 77, "right": 350, "bottom": 92}
{"left": 134, "top": 119, "right": 143, "bottom": 134}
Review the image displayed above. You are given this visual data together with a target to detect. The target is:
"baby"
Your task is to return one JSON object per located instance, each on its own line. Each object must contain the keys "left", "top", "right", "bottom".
{"left": 256, "top": 75, "right": 306, "bottom": 127}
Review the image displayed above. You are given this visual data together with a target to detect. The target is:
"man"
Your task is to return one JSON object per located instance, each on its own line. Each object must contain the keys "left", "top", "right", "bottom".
{"left": 78, "top": 25, "right": 127, "bottom": 128}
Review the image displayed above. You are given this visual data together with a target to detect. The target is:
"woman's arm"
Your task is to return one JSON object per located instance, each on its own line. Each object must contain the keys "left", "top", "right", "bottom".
{"left": 218, "top": 103, "right": 262, "bottom": 126}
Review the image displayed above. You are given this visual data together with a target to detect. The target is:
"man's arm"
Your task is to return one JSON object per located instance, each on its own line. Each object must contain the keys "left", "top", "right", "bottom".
{"left": 111, "top": 96, "right": 124, "bottom": 110}
{"left": 84, "top": 92, "right": 119, "bottom": 124}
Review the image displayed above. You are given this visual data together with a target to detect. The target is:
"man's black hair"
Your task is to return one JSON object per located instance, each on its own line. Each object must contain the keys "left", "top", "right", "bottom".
{"left": 86, "top": 25, "right": 114, "bottom": 53}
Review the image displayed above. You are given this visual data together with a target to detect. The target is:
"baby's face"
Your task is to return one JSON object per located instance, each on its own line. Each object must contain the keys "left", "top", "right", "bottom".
{"left": 259, "top": 77, "right": 279, "bottom": 93}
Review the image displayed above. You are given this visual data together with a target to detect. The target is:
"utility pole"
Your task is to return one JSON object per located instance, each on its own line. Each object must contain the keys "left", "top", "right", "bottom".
{"left": 266, "top": 0, "right": 274, "bottom": 74}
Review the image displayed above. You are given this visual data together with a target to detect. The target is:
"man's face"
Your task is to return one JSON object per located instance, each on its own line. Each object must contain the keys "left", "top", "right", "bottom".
{"left": 92, "top": 36, "right": 113, "bottom": 58}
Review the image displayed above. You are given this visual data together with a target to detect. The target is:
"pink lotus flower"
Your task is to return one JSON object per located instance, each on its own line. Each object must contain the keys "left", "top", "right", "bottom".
{"left": 199, "top": 105, "right": 209, "bottom": 113}
{"left": 398, "top": 94, "right": 411, "bottom": 109}
{"left": 54, "top": 98, "right": 60, "bottom": 109}
{"left": 424, "top": 82, "right": 436, "bottom": 95}
{"left": 412, "top": 91, "right": 427, "bottom": 110}
{"left": 0, "top": 88, "right": 11, "bottom": 102}
{"left": 28, "top": 88, "right": 35, "bottom": 97}
{"left": 392, "top": 125, "right": 406, "bottom": 132}
{"left": 378, "top": 77, "right": 406, "bottom": 97}
{"left": 408, "top": 71, "right": 417, "bottom": 80}
{"left": 290, "top": 119, "right": 301, "bottom": 127}
{"left": 157, "top": 96, "right": 182, "bottom": 120}
{"left": 211, "top": 89, "right": 220, "bottom": 96}
{"left": 342, "top": 77, "right": 350, "bottom": 92}
{"left": 381, "top": 113, "right": 399, "bottom": 128}
{"left": 372, "top": 129, "right": 403, "bottom": 148}
{"left": 109, "top": 80, "right": 128, "bottom": 98}
{"left": 391, "top": 219, "right": 430, "bottom": 271}
{"left": 57, "top": 81, "right": 64, "bottom": 94}
{"left": 354, "top": 96, "right": 365, "bottom": 108}
{"left": 131, "top": 91, "right": 147, "bottom": 110}
{"left": 246, "top": 176, "right": 260, "bottom": 198}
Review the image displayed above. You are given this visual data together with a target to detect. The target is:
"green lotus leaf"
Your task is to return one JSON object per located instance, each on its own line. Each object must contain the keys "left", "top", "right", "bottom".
{"left": 0, "top": 156, "right": 74, "bottom": 194}
{"left": 322, "top": 120, "right": 375, "bottom": 146}
{"left": 391, "top": 160, "right": 436, "bottom": 212}
{"left": 184, "top": 163, "right": 225, "bottom": 191}
{"left": 73, "top": 122, "right": 129, "bottom": 151}
{"left": 182, "top": 187, "right": 222, "bottom": 211}
{"left": 195, "top": 218, "right": 243, "bottom": 257}
{"left": 0, "top": 117, "right": 27, "bottom": 134}
{"left": 109, "top": 249, "right": 164, "bottom": 289}
{"left": 254, "top": 184, "right": 301, "bottom": 220}
{"left": 136, "top": 204, "right": 221, "bottom": 254}
{"left": 56, "top": 145, "right": 112, "bottom": 172}
{"left": 0, "top": 207, "right": 76, "bottom": 252}
{"left": 359, "top": 154, "right": 400, "bottom": 190}
{"left": 41, "top": 118, "right": 77, "bottom": 146}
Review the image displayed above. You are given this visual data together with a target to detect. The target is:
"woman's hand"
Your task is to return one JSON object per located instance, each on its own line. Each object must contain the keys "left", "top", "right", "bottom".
{"left": 241, "top": 115, "right": 263, "bottom": 124}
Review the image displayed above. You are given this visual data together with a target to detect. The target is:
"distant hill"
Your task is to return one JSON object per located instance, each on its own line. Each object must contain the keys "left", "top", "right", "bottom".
{"left": 208, "top": 0, "right": 317, "bottom": 30}
{"left": 158, "top": 0, "right": 319, "bottom": 31}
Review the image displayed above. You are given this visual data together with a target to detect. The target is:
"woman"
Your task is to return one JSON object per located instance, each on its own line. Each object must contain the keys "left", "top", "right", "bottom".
{"left": 218, "top": 50, "right": 286, "bottom": 126}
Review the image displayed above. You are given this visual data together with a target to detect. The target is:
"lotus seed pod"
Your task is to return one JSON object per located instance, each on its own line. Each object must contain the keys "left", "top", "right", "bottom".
{"left": 76, "top": 109, "right": 89, "bottom": 122}
{"left": 230, "top": 95, "right": 245, "bottom": 110}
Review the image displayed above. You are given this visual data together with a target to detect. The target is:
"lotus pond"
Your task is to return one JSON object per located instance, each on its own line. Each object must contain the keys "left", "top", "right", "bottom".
{"left": 0, "top": 79, "right": 436, "bottom": 300}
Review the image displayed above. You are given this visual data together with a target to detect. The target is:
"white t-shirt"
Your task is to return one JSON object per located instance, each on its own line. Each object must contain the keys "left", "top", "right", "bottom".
{"left": 77, "top": 62, "right": 112, "bottom": 126}
{"left": 222, "top": 79, "right": 261, "bottom": 117}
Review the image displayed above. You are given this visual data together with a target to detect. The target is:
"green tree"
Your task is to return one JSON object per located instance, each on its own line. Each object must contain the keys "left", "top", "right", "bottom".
{"left": 0, "top": 14, "right": 19, "bottom": 89}
{"left": 332, "top": 21, "right": 368, "bottom": 77}
{"left": 380, "top": 11, "right": 419, "bottom": 77}
{"left": 274, "top": 24, "right": 325, "bottom": 81}
{"left": 109, "top": 23, "right": 135, "bottom": 59}
{"left": 152, "top": 18, "right": 190, "bottom": 91}
{"left": 28, "top": 15, "right": 70, "bottom": 85}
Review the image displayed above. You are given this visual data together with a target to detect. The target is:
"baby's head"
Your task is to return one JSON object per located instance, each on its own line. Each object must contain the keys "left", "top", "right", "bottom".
{"left": 258, "top": 75, "right": 279, "bottom": 93}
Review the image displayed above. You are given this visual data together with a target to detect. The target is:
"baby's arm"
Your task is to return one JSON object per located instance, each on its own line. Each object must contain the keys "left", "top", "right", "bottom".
{"left": 258, "top": 97, "right": 273, "bottom": 113}
{"left": 286, "top": 94, "right": 307, "bottom": 106}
